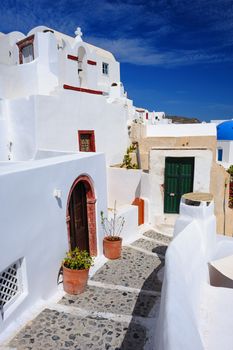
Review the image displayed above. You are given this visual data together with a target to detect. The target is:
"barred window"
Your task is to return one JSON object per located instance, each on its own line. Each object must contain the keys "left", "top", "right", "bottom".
{"left": 0, "top": 260, "right": 23, "bottom": 316}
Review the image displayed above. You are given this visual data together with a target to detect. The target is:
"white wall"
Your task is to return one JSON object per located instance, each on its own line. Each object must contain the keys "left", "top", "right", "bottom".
{"left": 146, "top": 123, "right": 216, "bottom": 137}
{"left": 156, "top": 198, "right": 217, "bottom": 350}
{"left": 0, "top": 31, "right": 25, "bottom": 66}
{"left": 0, "top": 152, "right": 107, "bottom": 335}
{"left": 0, "top": 85, "right": 130, "bottom": 164}
{"left": 217, "top": 140, "right": 233, "bottom": 164}
{"left": 156, "top": 196, "right": 233, "bottom": 350}
{"left": 0, "top": 61, "right": 39, "bottom": 99}
{"left": 0, "top": 99, "right": 8, "bottom": 161}
{"left": 149, "top": 149, "right": 213, "bottom": 226}
{"left": 156, "top": 221, "right": 207, "bottom": 350}
{"left": 107, "top": 204, "right": 138, "bottom": 244}
{"left": 7, "top": 97, "right": 36, "bottom": 160}
{"left": 107, "top": 167, "right": 142, "bottom": 207}
{"left": 36, "top": 91, "right": 129, "bottom": 165}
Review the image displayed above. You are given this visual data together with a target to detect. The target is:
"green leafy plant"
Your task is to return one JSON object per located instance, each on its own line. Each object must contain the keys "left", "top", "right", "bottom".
{"left": 63, "top": 247, "right": 94, "bottom": 270}
{"left": 100, "top": 201, "right": 125, "bottom": 241}
{"left": 227, "top": 165, "right": 233, "bottom": 177}
{"left": 120, "top": 145, "right": 138, "bottom": 169}
{"left": 227, "top": 165, "right": 233, "bottom": 209}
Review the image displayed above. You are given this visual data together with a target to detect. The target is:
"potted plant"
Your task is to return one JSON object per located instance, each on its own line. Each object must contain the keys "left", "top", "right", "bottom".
{"left": 62, "top": 247, "right": 94, "bottom": 295}
{"left": 101, "top": 201, "right": 125, "bottom": 259}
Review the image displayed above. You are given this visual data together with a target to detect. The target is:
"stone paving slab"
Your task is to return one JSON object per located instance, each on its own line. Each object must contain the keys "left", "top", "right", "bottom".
{"left": 91, "top": 247, "right": 164, "bottom": 292}
{"left": 9, "top": 308, "right": 148, "bottom": 350}
{"left": 131, "top": 238, "right": 168, "bottom": 256}
{"left": 60, "top": 285, "right": 160, "bottom": 318}
{"left": 143, "top": 230, "right": 172, "bottom": 245}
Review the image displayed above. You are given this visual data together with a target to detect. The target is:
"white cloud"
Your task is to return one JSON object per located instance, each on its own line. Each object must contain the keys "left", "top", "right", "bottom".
{"left": 86, "top": 36, "right": 231, "bottom": 67}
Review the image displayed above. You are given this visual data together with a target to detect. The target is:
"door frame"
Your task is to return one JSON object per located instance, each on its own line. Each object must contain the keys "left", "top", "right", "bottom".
{"left": 66, "top": 175, "right": 97, "bottom": 256}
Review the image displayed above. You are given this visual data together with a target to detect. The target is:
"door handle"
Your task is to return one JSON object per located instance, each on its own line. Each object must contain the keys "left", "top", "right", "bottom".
{"left": 170, "top": 193, "right": 175, "bottom": 197}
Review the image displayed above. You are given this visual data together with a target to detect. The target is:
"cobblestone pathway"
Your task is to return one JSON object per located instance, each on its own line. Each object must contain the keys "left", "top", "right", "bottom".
{"left": 8, "top": 230, "right": 172, "bottom": 350}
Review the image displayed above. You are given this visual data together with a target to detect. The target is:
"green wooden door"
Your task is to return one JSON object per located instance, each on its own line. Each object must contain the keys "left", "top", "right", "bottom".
{"left": 164, "top": 157, "right": 194, "bottom": 213}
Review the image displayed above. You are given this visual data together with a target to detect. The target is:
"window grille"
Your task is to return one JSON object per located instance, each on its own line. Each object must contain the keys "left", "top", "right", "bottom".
{"left": 0, "top": 260, "right": 22, "bottom": 316}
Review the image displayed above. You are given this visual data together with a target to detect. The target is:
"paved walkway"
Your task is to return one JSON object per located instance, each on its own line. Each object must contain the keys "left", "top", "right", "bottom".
{"left": 8, "top": 230, "right": 171, "bottom": 350}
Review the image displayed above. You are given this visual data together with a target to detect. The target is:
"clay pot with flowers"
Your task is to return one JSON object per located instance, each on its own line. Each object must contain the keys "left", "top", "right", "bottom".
{"left": 62, "top": 247, "right": 94, "bottom": 295}
{"left": 101, "top": 201, "right": 125, "bottom": 260}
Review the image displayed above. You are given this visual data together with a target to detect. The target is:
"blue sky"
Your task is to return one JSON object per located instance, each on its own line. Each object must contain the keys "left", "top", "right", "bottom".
{"left": 1, "top": 0, "right": 233, "bottom": 121}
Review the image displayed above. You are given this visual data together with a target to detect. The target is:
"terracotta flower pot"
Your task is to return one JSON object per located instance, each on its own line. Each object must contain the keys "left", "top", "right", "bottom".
{"left": 103, "top": 236, "right": 122, "bottom": 259}
{"left": 63, "top": 265, "right": 89, "bottom": 295}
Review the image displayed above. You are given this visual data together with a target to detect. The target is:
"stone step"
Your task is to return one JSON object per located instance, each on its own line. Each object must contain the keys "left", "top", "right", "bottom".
{"left": 131, "top": 238, "right": 168, "bottom": 256}
{"left": 9, "top": 308, "right": 149, "bottom": 350}
{"left": 59, "top": 285, "right": 161, "bottom": 318}
{"left": 91, "top": 247, "right": 164, "bottom": 292}
{"left": 143, "top": 230, "right": 172, "bottom": 245}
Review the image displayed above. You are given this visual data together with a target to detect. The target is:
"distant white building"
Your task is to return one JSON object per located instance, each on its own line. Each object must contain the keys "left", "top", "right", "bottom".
{"left": 216, "top": 120, "right": 233, "bottom": 167}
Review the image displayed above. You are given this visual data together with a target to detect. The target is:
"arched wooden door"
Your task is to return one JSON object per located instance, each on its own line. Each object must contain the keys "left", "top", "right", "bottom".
{"left": 67, "top": 175, "right": 97, "bottom": 256}
{"left": 68, "top": 181, "right": 89, "bottom": 251}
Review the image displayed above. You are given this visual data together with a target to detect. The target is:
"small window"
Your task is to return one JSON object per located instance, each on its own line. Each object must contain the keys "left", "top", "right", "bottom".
{"left": 21, "top": 44, "right": 34, "bottom": 63}
{"left": 218, "top": 148, "right": 223, "bottom": 161}
{"left": 102, "top": 62, "right": 109, "bottom": 75}
{"left": 17, "top": 35, "right": 35, "bottom": 64}
{"left": 78, "top": 130, "right": 96, "bottom": 152}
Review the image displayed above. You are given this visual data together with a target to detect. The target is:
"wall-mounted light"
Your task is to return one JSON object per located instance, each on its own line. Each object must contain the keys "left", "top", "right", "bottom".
{"left": 53, "top": 189, "right": 62, "bottom": 199}
{"left": 57, "top": 39, "right": 65, "bottom": 50}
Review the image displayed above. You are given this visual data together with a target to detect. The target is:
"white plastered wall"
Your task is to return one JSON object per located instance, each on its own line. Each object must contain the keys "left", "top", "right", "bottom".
{"left": 6, "top": 97, "right": 36, "bottom": 160}
{"left": 146, "top": 123, "right": 216, "bottom": 137}
{"left": 149, "top": 148, "right": 213, "bottom": 227}
{"left": 217, "top": 140, "right": 233, "bottom": 164}
{"left": 0, "top": 152, "right": 107, "bottom": 336}
{"left": 107, "top": 167, "right": 143, "bottom": 207}
{"left": 0, "top": 31, "right": 58, "bottom": 99}
{"left": 36, "top": 91, "right": 129, "bottom": 165}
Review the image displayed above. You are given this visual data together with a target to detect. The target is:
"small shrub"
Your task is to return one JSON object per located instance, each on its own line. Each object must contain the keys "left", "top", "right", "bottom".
{"left": 227, "top": 165, "right": 233, "bottom": 208}
{"left": 63, "top": 247, "right": 94, "bottom": 270}
{"left": 120, "top": 145, "right": 138, "bottom": 169}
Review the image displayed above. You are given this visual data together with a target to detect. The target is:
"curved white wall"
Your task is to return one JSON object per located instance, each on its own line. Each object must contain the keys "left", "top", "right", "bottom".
{"left": 156, "top": 199, "right": 217, "bottom": 350}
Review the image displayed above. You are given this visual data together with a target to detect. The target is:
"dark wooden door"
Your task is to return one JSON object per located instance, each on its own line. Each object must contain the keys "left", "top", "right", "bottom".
{"left": 164, "top": 157, "right": 194, "bottom": 213}
{"left": 68, "top": 182, "right": 89, "bottom": 251}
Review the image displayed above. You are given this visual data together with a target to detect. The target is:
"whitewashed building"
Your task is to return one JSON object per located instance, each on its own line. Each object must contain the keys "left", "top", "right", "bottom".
{"left": 216, "top": 120, "right": 233, "bottom": 167}
{"left": 0, "top": 25, "right": 232, "bottom": 340}
{"left": 0, "top": 25, "right": 139, "bottom": 337}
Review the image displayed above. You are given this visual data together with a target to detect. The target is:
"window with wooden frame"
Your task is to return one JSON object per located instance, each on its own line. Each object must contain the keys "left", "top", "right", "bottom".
{"left": 78, "top": 130, "right": 96, "bottom": 152}
{"left": 16, "top": 35, "right": 35, "bottom": 64}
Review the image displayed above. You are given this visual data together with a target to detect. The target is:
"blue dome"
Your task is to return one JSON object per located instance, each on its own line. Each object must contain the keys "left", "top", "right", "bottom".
{"left": 217, "top": 120, "right": 233, "bottom": 141}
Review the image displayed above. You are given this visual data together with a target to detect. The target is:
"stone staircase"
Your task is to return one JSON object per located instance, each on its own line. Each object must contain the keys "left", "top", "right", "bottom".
{"left": 7, "top": 230, "right": 172, "bottom": 350}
